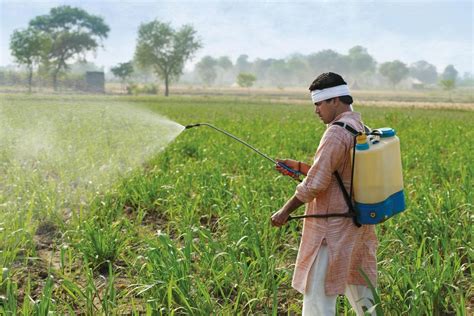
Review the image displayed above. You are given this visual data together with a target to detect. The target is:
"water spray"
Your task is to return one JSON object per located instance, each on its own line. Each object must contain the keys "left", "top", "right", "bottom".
{"left": 185, "top": 123, "right": 303, "bottom": 181}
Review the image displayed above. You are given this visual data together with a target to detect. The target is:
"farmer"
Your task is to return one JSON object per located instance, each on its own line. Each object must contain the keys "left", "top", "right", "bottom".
{"left": 271, "top": 72, "right": 378, "bottom": 315}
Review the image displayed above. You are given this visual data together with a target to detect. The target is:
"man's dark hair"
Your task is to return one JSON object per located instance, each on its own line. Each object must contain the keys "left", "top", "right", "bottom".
{"left": 309, "top": 72, "right": 353, "bottom": 105}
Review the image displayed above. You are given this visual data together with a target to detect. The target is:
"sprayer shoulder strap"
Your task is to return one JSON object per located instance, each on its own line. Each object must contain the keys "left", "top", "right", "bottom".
{"left": 333, "top": 171, "right": 356, "bottom": 215}
{"left": 332, "top": 121, "right": 371, "bottom": 136}
{"left": 332, "top": 120, "right": 363, "bottom": 227}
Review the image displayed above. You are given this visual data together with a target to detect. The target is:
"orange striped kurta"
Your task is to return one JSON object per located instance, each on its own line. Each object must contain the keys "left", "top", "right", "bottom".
{"left": 292, "top": 111, "right": 378, "bottom": 296}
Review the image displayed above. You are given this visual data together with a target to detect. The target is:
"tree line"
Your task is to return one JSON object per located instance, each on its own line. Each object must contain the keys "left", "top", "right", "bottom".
{"left": 190, "top": 50, "right": 463, "bottom": 90}
{"left": 7, "top": 5, "right": 470, "bottom": 95}
{"left": 9, "top": 5, "right": 201, "bottom": 96}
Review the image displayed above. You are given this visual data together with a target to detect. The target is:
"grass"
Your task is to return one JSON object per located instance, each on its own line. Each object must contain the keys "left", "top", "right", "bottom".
{"left": 0, "top": 92, "right": 472, "bottom": 314}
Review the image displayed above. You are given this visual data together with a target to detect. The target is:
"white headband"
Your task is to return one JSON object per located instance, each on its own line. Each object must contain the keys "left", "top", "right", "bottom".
{"left": 311, "top": 84, "right": 351, "bottom": 103}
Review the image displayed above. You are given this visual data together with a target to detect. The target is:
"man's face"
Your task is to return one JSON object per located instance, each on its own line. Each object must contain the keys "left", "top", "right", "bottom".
{"left": 314, "top": 98, "right": 336, "bottom": 124}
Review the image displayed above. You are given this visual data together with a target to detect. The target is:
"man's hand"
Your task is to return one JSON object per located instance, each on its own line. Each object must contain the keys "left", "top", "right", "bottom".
{"left": 275, "top": 158, "right": 300, "bottom": 179}
{"left": 271, "top": 195, "right": 305, "bottom": 227}
{"left": 271, "top": 208, "right": 291, "bottom": 227}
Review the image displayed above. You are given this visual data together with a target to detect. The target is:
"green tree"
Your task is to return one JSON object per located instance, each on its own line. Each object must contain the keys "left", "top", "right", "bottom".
{"left": 439, "top": 79, "right": 455, "bottom": 102}
{"left": 252, "top": 58, "right": 273, "bottom": 80}
{"left": 459, "top": 72, "right": 474, "bottom": 87}
{"left": 29, "top": 5, "right": 109, "bottom": 91}
{"left": 196, "top": 56, "right": 217, "bottom": 85}
{"left": 347, "top": 46, "right": 376, "bottom": 87}
{"left": 307, "top": 49, "right": 349, "bottom": 75}
{"left": 237, "top": 72, "right": 256, "bottom": 88}
{"left": 347, "top": 46, "right": 376, "bottom": 75}
{"left": 379, "top": 60, "right": 409, "bottom": 86}
{"left": 440, "top": 66, "right": 456, "bottom": 98}
{"left": 111, "top": 62, "right": 134, "bottom": 91}
{"left": 236, "top": 55, "right": 251, "bottom": 73}
{"left": 9, "top": 28, "right": 48, "bottom": 92}
{"left": 267, "top": 59, "right": 290, "bottom": 87}
{"left": 287, "top": 54, "right": 309, "bottom": 85}
{"left": 217, "top": 56, "right": 233, "bottom": 70}
{"left": 439, "top": 79, "right": 455, "bottom": 91}
{"left": 441, "top": 65, "right": 458, "bottom": 82}
{"left": 135, "top": 20, "right": 201, "bottom": 96}
{"left": 409, "top": 60, "right": 438, "bottom": 84}
{"left": 216, "top": 56, "right": 233, "bottom": 84}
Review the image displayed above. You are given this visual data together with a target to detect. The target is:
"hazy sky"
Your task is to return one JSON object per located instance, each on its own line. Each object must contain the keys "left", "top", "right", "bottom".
{"left": 1, "top": 0, "right": 472, "bottom": 74}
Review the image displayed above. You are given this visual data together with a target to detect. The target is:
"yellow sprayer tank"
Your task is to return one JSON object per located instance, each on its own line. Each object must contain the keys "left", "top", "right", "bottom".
{"left": 352, "top": 128, "right": 405, "bottom": 224}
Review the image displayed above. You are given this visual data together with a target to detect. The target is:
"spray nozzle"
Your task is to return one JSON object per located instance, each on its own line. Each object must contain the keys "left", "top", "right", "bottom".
{"left": 185, "top": 124, "right": 201, "bottom": 129}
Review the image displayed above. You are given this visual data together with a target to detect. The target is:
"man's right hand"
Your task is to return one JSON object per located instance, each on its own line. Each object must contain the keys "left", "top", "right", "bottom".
{"left": 271, "top": 208, "right": 291, "bottom": 227}
{"left": 275, "top": 159, "right": 300, "bottom": 178}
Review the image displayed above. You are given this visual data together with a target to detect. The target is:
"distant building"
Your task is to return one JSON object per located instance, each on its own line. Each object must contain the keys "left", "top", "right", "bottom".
{"left": 397, "top": 77, "right": 426, "bottom": 89}
{"left": 85, "top": 71, "right": 105, "bottom": 93}
{"left": 411, "top": 78, "right": 424, "bottom": 89}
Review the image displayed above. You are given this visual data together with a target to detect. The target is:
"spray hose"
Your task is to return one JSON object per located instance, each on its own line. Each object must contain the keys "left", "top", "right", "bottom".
{"left": 185, "top": 123, "right": 303, "bottom": 181}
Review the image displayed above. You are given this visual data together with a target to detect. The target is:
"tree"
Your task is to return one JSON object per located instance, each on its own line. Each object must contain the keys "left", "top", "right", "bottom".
{"left": 9, "top": 28, "right": 48, "bottom": 92}
{"left": 409, "top": 60, "right": 438, "bottom": 84}
{"left": 111, "top": 62, "right": 134, "bottom": 91}
{"left": 347, "top": 46, "right": 376, "bottom": 73}
{"left": 236, "top": 55, "right": 251, "bottom": 73}
{"left": 29, "top": 5, "right": 110, "bottom": 91}
{"left": 267, "top": 59, "right": 290, "bottom": 87}
{"left": 217, "top": 56, "right": 233, "bottom": 70}
{"left": 439, "top": 79, "right": 455, "bottom": 91}
{"left": 135, "top": 20, "right": 201, "bottom": 96}
{"left": 379, "top": 60, "right": 409, "bottom": 86}
{"left": 215, "top": 56, "right": 233, "bottom": 84}
{"left": 347, "top": 46, "right": 376, "bottom": 75}
{"left": 287, "top": 54, "right": 309, "bottom": 85}
{"left": 195, "top": 56, "right": 217, "bottom": 85}
{"left": 237, "top": 72, "right": 256, "bottom": 88}
{"left": 252, "top": 58, "right": 274, "bottom": 83}
{"left": 439, "top": 79, "right": 455, "bottom": 101}
{"left": 307, "top": 49, "right": 349, "bottom": 75}
{"left": 441, "top": 65, "right": 458, "bottom": 82}
{"left": 459, "top": 72, "right": 474, "bottom": 87}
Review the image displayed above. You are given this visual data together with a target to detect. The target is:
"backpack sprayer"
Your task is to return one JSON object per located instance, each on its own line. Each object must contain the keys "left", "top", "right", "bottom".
{"left": 185, "top": 122, "right": 406, "bottom": 225}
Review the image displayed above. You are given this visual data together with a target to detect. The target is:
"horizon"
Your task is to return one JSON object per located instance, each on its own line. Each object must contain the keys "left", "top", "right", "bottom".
{"left": 1, "top": 0, "right": 472, "bottom": 74}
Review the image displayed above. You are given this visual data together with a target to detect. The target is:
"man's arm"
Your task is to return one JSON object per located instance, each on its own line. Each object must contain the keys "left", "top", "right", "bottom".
{"left": 298, "top": 162, "right": 311, "bottom": 176}
{"left": 271, "top": 195, "right": 304, "bottom": 227}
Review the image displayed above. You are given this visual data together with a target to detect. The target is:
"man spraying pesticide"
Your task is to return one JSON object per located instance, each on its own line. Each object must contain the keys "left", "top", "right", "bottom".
{"left": 185, "top": 72, "right": 404, "bottom": 315}
{"left": 271, "top": 72, "right": 379, "bottom": 315}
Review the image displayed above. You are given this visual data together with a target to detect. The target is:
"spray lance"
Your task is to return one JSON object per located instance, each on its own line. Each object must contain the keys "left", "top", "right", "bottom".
{"left": 184, "top": 123, "right": 303, "bottom": 181}
{"left": 184, "top": 123, "right": 365, "bottom": 222}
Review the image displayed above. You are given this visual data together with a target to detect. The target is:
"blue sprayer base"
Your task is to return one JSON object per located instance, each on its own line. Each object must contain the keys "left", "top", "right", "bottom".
{"left": 355, "top": 190, "right": 406, "bottom": 225}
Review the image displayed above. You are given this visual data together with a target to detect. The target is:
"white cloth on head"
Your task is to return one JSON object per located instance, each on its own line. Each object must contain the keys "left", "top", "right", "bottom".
{"left": 311, "top": 84, "right": 351, "bottom": 103}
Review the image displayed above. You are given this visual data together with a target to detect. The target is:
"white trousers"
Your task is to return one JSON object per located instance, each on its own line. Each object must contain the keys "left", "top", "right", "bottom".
{"left": 302, "top": 245, "right": 375, "bottom": 316}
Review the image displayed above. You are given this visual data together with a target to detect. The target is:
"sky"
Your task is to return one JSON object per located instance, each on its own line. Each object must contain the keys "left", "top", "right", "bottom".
{"left": 1, "top": 0, "right": 473, "bottom": 74}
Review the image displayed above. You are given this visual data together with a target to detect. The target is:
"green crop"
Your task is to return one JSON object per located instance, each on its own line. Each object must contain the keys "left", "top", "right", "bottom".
{"left": 0, "top": 93, "right": 472, "bottom": 314}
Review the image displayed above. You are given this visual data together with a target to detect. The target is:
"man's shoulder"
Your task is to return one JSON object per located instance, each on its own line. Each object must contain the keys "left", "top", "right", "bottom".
{"left": 331, "top": 112, "right": 364, "bottom": 133}
{"left": 324, "top": 121, "right": 363, "bottom": 144}
{"left": 322, "top": 124, "right": 350, "bottom": 142}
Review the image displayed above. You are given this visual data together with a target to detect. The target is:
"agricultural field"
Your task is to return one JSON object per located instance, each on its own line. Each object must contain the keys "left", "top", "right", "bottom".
{"left": 0, "top": 92, "right": 472, "bottom": 314}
